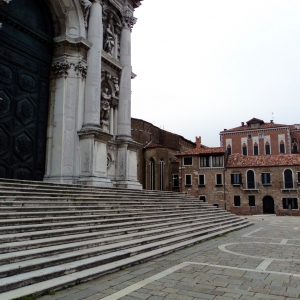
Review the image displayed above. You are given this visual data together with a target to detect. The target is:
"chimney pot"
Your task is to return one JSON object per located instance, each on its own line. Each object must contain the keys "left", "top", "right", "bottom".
{"left": 241, "top": 122, "right": 244, "bottom": 126}
{"left": 195, "top": 136, "right": 201, "bottom": 148}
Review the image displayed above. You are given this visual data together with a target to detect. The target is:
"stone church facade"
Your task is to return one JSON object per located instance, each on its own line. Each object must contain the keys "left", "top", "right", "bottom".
{"left": 0, "top": 0, "right": 143, "bottom": 189}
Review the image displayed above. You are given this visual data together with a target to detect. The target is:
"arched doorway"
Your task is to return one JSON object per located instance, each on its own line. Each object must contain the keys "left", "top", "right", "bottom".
{"left": 263, "top": 196, "right": 275, "bottom": 214}
{"left": 0, "top": 0, "right": 53, "bottom": 180}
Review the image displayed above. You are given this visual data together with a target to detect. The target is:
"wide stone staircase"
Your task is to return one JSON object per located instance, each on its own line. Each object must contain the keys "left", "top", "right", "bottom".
{"left": 0, "top": 179, "right": 251, "bottom": 299}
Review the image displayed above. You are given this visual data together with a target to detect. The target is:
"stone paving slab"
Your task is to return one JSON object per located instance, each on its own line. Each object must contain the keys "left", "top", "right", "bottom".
{"left": 39, "top": 216, "right": 300, "bottom": 300}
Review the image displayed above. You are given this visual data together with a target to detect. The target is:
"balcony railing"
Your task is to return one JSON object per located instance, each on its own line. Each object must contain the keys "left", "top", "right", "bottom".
{"left": 280, "top": 182, "right": 298, "bottom": 191}
{"left": 242, "top": 182, "right": 260, "bottom": 191}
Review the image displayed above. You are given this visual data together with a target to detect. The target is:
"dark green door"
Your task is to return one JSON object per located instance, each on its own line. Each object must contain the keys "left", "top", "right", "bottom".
{"left": 0, "top": 0, "right": 53, "bottom": 180}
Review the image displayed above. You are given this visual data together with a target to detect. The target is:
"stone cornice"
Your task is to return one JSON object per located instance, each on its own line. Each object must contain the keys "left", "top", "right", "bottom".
{"left": 54, "top": 35, "right": 92, "bottom": 51}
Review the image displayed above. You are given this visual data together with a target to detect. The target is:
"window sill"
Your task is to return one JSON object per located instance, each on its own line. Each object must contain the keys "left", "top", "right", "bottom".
{"left": 198, "top": 184, "right": 205, "bottom": 187}
{"left": 215, "top": 184, "right": 223, "bottom": 187}
{"left": 232, "top": 184, "right": 241, "bottom": 186}
{"left": 262, "top": 183, "right": 272, "bottom": 186}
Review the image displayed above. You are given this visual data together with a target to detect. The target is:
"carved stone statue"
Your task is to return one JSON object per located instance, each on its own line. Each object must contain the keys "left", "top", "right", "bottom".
{"left": 80, "top": 0, "right": 92, "bottom": 28}
{"left": 104, "top": 23, "right": 116, "bottom": 56}
{"left": 101, "top": 88, "right": 111, "bottom": 122}
{"left": 112, "top": 76, "right": 119, "bottom": 96}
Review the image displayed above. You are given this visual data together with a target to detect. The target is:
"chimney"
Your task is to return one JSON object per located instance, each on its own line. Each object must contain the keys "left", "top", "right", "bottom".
{"left": 195, "top": 136, "right": 201, "bottom": 149}
{"left": 270, "top": 120, "right": 273, "bottom": 123}
{"left": 241, "top": 122, "right": 244, "bottom": 126}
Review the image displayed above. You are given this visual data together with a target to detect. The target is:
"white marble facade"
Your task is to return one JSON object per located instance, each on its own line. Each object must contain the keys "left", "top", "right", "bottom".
{"left": 5, "top": 0, "right": 143, "bottom": 188}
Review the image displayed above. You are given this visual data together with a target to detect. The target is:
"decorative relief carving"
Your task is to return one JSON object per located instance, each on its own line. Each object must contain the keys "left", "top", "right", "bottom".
{"left": 112, "top": 76, "right": 119, "bottom": 96}
{"left": 101, "top": 87, "right": 111, "bottom": 124}
{"left": 101, "top": 70, "right": 120, "bottom": 97}
{"left": 80, "top": 0, "right": 92, "bottom": 28}
{"left": 122, "top": 8, "right": 137, "bottom": 29}
{"left": 104, "top": 23, "right": 116, "bottom": 56}
{"left": 52, "top": 60, "right": 71, "bottom": 78}
{"left": 74, "top": 60, "right": 88, "bottom": 78}
{"left": 0, "top": 0, "right": 13, "bottom": 6}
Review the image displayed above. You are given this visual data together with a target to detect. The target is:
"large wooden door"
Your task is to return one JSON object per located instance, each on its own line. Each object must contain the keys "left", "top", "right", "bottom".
{"left": 0, "top": 0, "right": 53, "bottom": 180}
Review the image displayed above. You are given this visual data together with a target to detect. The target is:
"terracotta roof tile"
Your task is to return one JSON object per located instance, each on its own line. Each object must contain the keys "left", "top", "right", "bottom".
{"left": 227, "top": 153, "right": 300, "bottom": 167}
{"left": 221, "top": 122, "right": 289, "bottom": 133}
{"left": 144, "top": 141, "right": 165, "bottom": 149}
{"left": 176, "top": 147, "right": 226, "bottom": 156}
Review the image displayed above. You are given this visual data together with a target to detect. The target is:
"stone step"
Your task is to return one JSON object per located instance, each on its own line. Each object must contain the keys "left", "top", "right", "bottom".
{"left": 0, "top": 216, "right": 238, "bottom": 254}
{"left": 0, "top": 212, "right": 230, "bottom": 234}
{"left": 0, "top": 221, "right": 249, "bottom": 294}
{"left": 0, "top": 220, "right": 247, "bottom": 277}
{"left": 0, "top": 209, "right": 222, "bottom": 224}
{"left": 0, "top": 213, "right": 233, "bottom": 243}
{"left": 0, "top": 207, "right": 217, "bottom": 219}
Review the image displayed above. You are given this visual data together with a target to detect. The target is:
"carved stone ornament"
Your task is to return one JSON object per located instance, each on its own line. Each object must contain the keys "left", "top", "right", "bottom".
{"left": 0, "top": 0, "right": 13, "bottom": 6}
{"left": 122, "top": 8, "right": 137, "bottom": 29}
{"left": 52, "top": 60, "right": 71, "bottom": 78}
{"left": 101, "top": 88, "right": 111, "bottom": 123}
{"left": 80, "top": 0, "right": 92, "bottom": 28}
{"left": 75, "top": 60, "right": 88, "bottom": 78}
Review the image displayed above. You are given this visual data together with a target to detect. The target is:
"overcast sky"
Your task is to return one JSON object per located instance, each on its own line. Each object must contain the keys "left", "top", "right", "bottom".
{"left": 131, "top": 0, "right": 300, "bottom": 147}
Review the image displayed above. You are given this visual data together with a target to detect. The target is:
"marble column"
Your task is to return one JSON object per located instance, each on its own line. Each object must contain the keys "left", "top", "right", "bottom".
{"left": 83, "top": 0, "right": 103, "bottom": 129}
{"left": 117, "top": 11, "right": 136, "bottom": 140}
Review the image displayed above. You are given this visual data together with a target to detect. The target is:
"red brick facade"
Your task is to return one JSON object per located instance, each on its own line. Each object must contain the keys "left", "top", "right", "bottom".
{"left": 177, "top": 118, "right": 300, "bottom": 216}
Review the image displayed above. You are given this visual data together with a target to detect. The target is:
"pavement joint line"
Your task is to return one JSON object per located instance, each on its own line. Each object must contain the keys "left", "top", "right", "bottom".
{"left": 280, "top": 239, "right": 288, "bottom": 244}
{"left": 99, "top": 261, "right": 300, "bottom": 300}
{"left": 99, "top": 262, "right": 190, "bottom": 300}
{"left": 218, "top": 242, "right": 300, "bottom": 262}
{"left": 241, "top": 227, "right": 263, "bottom": 237}
{"left": 255, "top": 258, "right": 273, "bottom": 271}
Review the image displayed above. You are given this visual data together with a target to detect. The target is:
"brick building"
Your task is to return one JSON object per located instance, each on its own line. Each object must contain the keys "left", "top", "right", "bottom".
{"left": 177, "top": 118, "right": 300, "bottom": 216}
{"left": 131, "top": 118, "right": 202, "bottom": 191}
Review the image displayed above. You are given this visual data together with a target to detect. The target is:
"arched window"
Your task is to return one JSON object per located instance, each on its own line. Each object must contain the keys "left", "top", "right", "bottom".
{"left": 280, "top": 140, "right": 285, "bottom": 154}
{"left": 159, "top": 159, "right": 164, "bottom": 191}
{"left": 265, "top": 141, "right": 270, "bottom": 155}
{"left": 253, "top": 142, "right": 259, "bottom": 155}
{"left": 227, "top": 144, "right": 232, "bottom": 155}
{"left": 292, "top": 142, "right": 298, "bottom": 154}
{"left": 246, "top": 170, "right": 255, "bottom": 189}
{"left": 149, "top": 158, "right": 155, "bottom": 190}
{"left": 284, "top": 169, "right": 293, "bottom": 189}
{"left": 242, "top": 143, "right": 247, "bottom": 156}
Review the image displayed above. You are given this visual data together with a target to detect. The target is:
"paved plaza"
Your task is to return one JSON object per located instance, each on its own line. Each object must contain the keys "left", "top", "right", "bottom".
{"left": 39, "top": 216, "right": 300, "bottom": 300}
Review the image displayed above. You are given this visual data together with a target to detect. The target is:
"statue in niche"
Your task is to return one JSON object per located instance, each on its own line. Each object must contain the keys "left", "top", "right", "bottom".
{"left": 101, "top": 88, "right": 111, "bottom": 122}
{"left": 80, "top": 0, "right": 92, "bottom": 28}
{"left": 112, "top": 76, "right": 119, "bottom": 96}
{"left": 104, "top": 23, "right": 116, "bottom": 56}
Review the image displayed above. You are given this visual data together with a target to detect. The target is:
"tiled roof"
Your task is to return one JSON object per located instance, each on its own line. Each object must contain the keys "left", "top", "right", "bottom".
{"left": 221, "top": 122, "right": 289, "bottom": 133}
{"left": 144, "top": 141, "right": 165, "bottom": 149}
{"left": 227, "top": 153, "right": 300, "bottom": 167}
{"left": 176, "top": 147, "right": 226, "bottom": 156}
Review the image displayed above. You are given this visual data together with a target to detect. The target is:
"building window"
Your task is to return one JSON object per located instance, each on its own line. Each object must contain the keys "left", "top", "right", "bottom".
{"left": 185, "top": 174, "right": 192, "bottom": 186}
{"left": 231, "top": 173, "right": 242, "bottom": 185}
{"left": 212, "top": 156, "right": 223, "bottom": 167}
{"left": 150, "top": 158, "right": 155, "bottom": 190}
{"left": 159, "top": 160, "right": 164, "bottom": 191}
{"left": 246, "top": 170, "right": 255, "bottom": 189}
{"left": 249, "top": 195, "right": 255, "bottom": 207}
{"left": 282, "top": 198, "right": 298, "bottom": 209}
{"left": 183, "top": 157, "right": 193, "bottom": 166}
{"left": 284, "top": 169, "right": 293, "bottom": 189}
{"left": 199, "top": 195, "right": 206, "bottom": 202}
{"left": 173, "top": 174, "right": 179, "bottom": 187}
{"left": 259, "top": 133, "right": 264, "bottom": 139}
{"left": 216, "top": 173, "right": 223, "bottom": 186}
{"left": 298, "top": 172, "right": 300, "bottom": 184}
{"left": 200, "top": 156, "right": 210, "bottom": 168}
{"left": 248, "top": 134, "right": 252, "bottom": 140}
{"left": 292, "top": 143, "right": 298, "bottom": 153}
{"left": 198, "top": 174, "right": 205, "bottom": 186}
{"left": 265, "top": 143, "right": 270, "bottom": 155}
{"left": 242, "top": 144, "right": 247, "bottom": 156}
{"left": 261, "top": 173, "right": 271, "bottom": 185}
{"left": 280, "top": 142, "right": 285, "bottom": 154}
{"left": 227, "top": 145, "right": 232, "bottom": 155}
{"left": 254, "top": 143, "right": 259, "bottom": 155}
{"left": 234, "top": 195, "right": 241, "bottom": 206}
